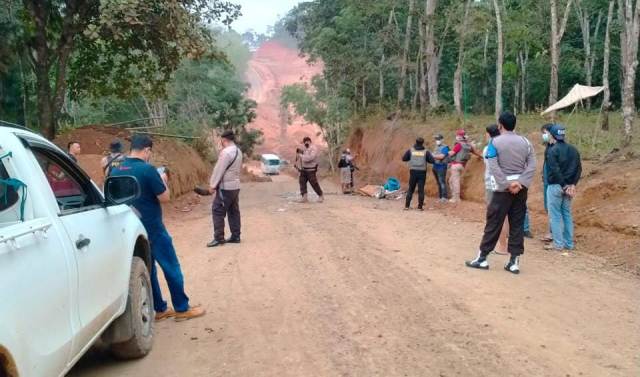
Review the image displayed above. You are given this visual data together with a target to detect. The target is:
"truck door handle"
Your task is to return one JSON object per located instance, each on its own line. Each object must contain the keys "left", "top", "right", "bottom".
{"left": 76, "top": 235, "right": 91, "bottom": 250}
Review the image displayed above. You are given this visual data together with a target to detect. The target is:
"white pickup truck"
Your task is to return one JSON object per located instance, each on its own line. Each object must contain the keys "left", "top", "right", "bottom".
{"left": 0, "top": 123, "right": 154, "bottom": 377}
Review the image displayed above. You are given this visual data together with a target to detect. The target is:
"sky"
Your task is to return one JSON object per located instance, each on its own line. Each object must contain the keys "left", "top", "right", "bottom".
{"left": 229, "top": 0, "right": 303, "bottom": 34}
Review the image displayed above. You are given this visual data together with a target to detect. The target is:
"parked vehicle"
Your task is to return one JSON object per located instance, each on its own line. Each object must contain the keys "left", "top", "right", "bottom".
{"left": 0, "top": 122, "right": 154, "bottom": 377}
{"left": 260, "top": 154, "right": 281, "bottom": 175}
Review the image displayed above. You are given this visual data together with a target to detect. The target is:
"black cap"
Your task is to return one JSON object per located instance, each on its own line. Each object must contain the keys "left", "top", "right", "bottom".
{"left": 221, "top": 130, "right": 235, "bottom": 141}
{"left": 109, "top": 139, "right": 123, "bottom": 153}
{"left": 434, "top": 134, "right": 444, "bottom": 140}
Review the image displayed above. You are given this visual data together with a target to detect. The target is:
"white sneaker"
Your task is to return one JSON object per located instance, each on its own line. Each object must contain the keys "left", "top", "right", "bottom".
{"left": 504, "top": 257, "right": 520, "bottom": 274}
{"left": 465, "top": 251, "right": 489, "bottom": 270}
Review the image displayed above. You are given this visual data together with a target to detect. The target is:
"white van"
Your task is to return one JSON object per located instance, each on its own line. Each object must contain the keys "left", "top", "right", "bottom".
{"left": 260, "top": 154, "right": 281, "bottom": 175}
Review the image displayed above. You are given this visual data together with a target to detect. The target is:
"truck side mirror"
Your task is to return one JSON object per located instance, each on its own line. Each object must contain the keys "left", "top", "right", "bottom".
{"left": 104, "top": 176, "right": 140, "bottom": 206}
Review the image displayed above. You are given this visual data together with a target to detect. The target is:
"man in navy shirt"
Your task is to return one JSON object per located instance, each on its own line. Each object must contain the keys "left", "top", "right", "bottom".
{"left": 112, "top": 135, "right": 205, "bottom": 321}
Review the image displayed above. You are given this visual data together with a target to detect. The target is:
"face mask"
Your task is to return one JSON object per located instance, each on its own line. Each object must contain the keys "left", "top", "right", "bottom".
{"left": 304, "top": 143, "right": 310, "bottom": 148}
{"left": 436, "top": 140, "right": 442, "bottom": 146}
{"left": 542, "top": 133, "right": 550, "bottom": 144}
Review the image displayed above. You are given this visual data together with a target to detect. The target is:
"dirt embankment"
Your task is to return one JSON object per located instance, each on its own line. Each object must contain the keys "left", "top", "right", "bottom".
{"left": 55, "top": 126, "right": 210, "bottom": 197}
{"left": 245, "top": 41, "right": 324, "bottom": 162}
{"left": 347, "top": 120, "right": 640, "bottom": 273}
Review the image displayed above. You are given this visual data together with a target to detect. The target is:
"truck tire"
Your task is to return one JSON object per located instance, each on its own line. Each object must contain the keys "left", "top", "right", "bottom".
{"left": 109, "top": 256, "right": 154, "bottom": 359}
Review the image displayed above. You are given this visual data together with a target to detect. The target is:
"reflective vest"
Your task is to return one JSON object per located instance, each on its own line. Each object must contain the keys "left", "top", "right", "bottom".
{"left": 452, "top": 142, "right": 472, "bottom": 164}
{"left": 409, "top": 148, "right": 427, "bottom": 171}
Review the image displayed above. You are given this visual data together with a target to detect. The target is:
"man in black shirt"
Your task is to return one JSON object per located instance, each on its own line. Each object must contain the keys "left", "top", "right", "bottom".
{"left": 544, "top": 125, "right": 582, "bottom": 251}
{"left": 402, "top": 137, "right": 436, "bottom": 211}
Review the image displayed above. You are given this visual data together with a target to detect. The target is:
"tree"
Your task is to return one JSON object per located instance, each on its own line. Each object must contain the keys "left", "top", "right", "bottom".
{"left": 453, "top": 0, "right": 472, "bottom": 116}
{"left": 617, "top": 0, "right": 640, "bottom": 146}
{"left": 601, "top": 0, "right": 615, "bottom": 130}
{"left": 575, "top": 0, "right": 603, "bottom": 110}
{"left": 281, "top": 78, "right": 351, "bottom": 171}
{"left": 18, "top": 0, "right": 240, "bottom": 139}
{"left": 549, "top": 0, "right": 574, "bottom": 115}
{"left": 493, "top": 0, "right": 504, "bottom": 119}
{"left": 397, "top": 0, "right": 416, "bottom": 106}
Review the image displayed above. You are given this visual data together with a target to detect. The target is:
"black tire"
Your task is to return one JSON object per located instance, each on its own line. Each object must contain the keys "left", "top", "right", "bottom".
{"left": 109, "top": 257, "right": 154, "bottom": 359}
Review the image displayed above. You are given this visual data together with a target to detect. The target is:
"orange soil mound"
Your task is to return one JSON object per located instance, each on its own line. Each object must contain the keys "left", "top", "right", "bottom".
{"left": 54, "top": 126, "right": 210, "bottom": 197}
{"left": 246, "top": 41, "right": 324, "bottom": 162}
{"left": 347, "top": 121, "right": 640, "bottom": 273}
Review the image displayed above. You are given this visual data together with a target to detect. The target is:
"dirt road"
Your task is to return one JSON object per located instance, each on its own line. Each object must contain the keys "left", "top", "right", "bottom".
{"left": 70, "top": 175, "right": 639, "bottom": 377}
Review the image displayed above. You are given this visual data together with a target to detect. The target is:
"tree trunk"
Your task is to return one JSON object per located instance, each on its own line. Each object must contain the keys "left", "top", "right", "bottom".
{"left": 418, "top": 16, "right": 427, "bottom": 114}
{"left": 398, "top": 0, "right": 415, "bottom": 106}
{"left": 601, "top": 0, "right": 615, "bottom": 130}
{"left": 362, "top": 79, "right": 367, "bottom": 109}
{"left": 519, "top": 46, "right": 529, "bottom": 114}
{"left": 454, "top": 0, "right": 472, "bottom": 116}
{"left": 576, "top": 1, "right": 603, "bottom": 111}
{"left": 617, "top": 0, "right": 640, "bottom": 146}
{"left": 424, "top": 0, "right": 439, "bottom": 109}
{"left": 482, "top": 29, "right": 489, "bottom": 111}
{"left": 549, "top": 0, "right": 574, "bottom": 118}
{"left": 493, "top": 0, "right": 504, "bottom": 119}
{"left": 379, "top": 54, "right": 385, "bottom": 101}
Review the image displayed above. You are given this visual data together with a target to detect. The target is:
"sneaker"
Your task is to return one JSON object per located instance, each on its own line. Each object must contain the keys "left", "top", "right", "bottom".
{"left": 417, "top": 207, "right": 424, "bottom": 211}
{"left": 504, "top": 257, "right": 520, "bottom": 274}
{"left": 317, "top": 196, "right": 324, "bottom": 203}
{"left": 206, "top": 239, "right": 225, "bottom": 248}
{"left": 174, "top": 305, "right": 206, "bottom": 322}
{"left": 465, "top": 252, "right": 489, "bottom": 270}
{"left": 297, "top": 195, "right": 309, "bottom": 203}
{"left": 403, "top": 207, "right": 411, "bottom": 211}
{"left": 226, "top": 237, "right": 241, "bottom": 244}
{"left": 155, "top": 308, "right": 176, "bottom": 321}
{"left": 524, "top": 231, "right": 533, "bottom": 239}
{"left": 539, "top": 234, "right": 553, "bottom": 242}
{"left": 544, "top": 244, "right": 563, "bottom": 252}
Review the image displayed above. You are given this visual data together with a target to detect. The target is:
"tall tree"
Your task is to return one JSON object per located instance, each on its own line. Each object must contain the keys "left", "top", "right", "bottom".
{"left": 423, "top": 0, "right": 439, "bottom": 109}
{"left": 548, "top": 0, "right": 574, "bottom": 115}
{"left": 453, "top": 0, "right": 472, "bottom": 116}
{"left": 19, "top": 0, "right": 239, "bottom": 139}
{"left": 617, "top": 0, "right": 640, "bottom": 146}
{"left": 576, "top": 0, "right": 603, "bottom": 110}
{"left": 493, "top": 0, "right": 504, "bottom": 119}
{"left": 397, "top": 0, "right": 415, "bottom": 106}
{"left": 601, "top": 0, "right": 615, "bottom": 130}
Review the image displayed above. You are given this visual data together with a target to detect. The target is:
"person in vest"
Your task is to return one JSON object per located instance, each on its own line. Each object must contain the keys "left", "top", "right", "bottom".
{"left": 465, "top": 112, "right": 536, "bottom": 274}
{"left": 402, "top": 137, "right": 436, "bottom": 211}
{"left": 447, "top": 129, "right": 482, "bottom": 203}
{"left": 543, "top": 124, "right": 582, "bottom": 252}
{"left": 205, "top": 130, "right": 243, "bottom": 248}
{"left": 297, "top": 136, "right": 324, "bottom": 203}
{"left": 101, "top": 139, "right": 126, "bottom": 176}
{"left": 432, "top": 134, "right": 450, "bottom": 203}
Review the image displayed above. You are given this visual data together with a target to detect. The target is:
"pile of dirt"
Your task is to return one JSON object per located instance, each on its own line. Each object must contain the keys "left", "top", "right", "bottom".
{"left": 54, "top": 125, "right": 211, "bottom": 197}
{"left": 346, "top": 120, "right": 640, "bottom": 274}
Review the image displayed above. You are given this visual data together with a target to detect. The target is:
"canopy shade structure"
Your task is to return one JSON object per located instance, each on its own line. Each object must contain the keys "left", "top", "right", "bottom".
{"left": 541, "top": 84, "right": 605, "bottom": 115}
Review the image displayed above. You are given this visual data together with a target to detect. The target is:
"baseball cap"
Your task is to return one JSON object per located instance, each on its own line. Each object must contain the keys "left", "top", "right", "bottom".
{"left": 456, "top": 129, "right": 466, "bottom": 137}
{"left": 221, "top": 130, "right": 235, "bottom": 141}
{"left": 549, "top": 124, "right": 566, "bottom": 141}
{"left": 434, "top": 134, "right": 444, "bottom": 140}
{"left": 109, "top": 139, "right": 123, "bottom": 153}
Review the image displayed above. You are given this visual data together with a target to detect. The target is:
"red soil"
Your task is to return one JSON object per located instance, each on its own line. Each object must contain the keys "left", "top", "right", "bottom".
{"left": 245, "top": 41, "right": 324, "bottom": 162}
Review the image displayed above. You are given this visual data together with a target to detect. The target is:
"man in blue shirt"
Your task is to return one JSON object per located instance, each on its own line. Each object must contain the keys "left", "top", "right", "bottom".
{"left": 112, "top": 135, "right": 205, "bottom": 322}
{"left": 432, "top": 134, "right": 450, "bottom": 203}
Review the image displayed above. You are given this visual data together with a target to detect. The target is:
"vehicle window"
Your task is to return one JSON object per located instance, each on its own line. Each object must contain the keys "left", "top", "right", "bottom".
{"left": 268, "top": 159, "right": 280, "bottom": 166}
{"left": 32, "top": 149, "right": 98, "bottom": 211}
{"left": 0, "top": 160, "right": 20, "bottom": 217}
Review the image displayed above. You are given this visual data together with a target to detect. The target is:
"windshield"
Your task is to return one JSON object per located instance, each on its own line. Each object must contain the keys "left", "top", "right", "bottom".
{"left": 268, "top": 159, "right": 280, "bottom": 166}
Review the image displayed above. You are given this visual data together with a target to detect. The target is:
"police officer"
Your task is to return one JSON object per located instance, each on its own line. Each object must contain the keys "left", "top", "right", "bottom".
{"left": 401, "top": 137, "right": 436, "bottom": 211}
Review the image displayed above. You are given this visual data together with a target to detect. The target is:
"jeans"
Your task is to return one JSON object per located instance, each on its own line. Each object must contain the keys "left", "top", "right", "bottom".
{"left": 432, "top": 167, "right": 448, "bottom": 199}
{"left": 212, "top": 189, "right": 241, "bottom": 241}
{"left": 406, "top": 170, "right": 427, "bottom": 208}
{"left": 148, "top": 225, "right": 190, "bottom": 313}
{"left": 524, "top": 210, "right": 531, "bottom": 233}
{"left": 547, "top": 184, "right": 574, "bottom": 249}
{"left": 479, "top": 189, "right": 528, "bottom": 257}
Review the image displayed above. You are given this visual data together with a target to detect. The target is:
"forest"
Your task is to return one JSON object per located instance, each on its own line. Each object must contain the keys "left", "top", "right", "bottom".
{"left": 280, "top": 0, "right": 639, "bottom": 154}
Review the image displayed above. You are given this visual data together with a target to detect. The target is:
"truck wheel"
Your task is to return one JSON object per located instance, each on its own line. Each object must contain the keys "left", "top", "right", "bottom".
{"left": 109, "top": 257, "right": 154, "bottom": 359}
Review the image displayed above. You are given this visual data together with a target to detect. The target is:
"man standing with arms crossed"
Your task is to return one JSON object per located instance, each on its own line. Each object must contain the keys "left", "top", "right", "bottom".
{"left": 206, "top": 130, "right": 243, "bottom": 248}
{"left": 465, "top": 112, "right": 536, "bottom": 274}
{"left": 112, "top": 134, "right": 205, "bottom": 321}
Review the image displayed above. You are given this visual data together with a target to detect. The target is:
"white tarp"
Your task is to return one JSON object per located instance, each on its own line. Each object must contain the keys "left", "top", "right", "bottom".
{"left": 541, "top": 84, "right": 605, "bottom": 115}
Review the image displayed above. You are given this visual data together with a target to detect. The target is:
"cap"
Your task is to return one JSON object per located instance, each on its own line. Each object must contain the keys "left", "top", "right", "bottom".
{"left": 456, "top": 129, "right": 466, "bottom": 137}
{"left": 434, "top": 134, "right": 444, "bottom": 140}
{"left": 549, "top": 124, "right": 566, "bottom": 141}
{"left": 109, "top": 139, "right": 123, "bottom": 153}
